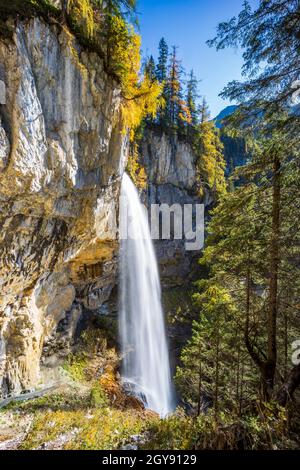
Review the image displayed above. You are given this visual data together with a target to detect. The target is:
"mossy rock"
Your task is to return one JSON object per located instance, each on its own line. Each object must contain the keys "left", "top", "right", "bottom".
{"left": 0, "top": 0, "right": 60, "bottom": 23}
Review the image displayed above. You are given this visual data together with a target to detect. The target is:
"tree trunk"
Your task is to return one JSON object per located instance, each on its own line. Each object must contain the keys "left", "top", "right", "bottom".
{"left": 264, "top": 154, "right": 281, "bottom": 396}
{"left": 244, "top": 155, "right": 281, "bottom": 401}
{"left": 214, "top": 327, "right": 220, "bottom": 416}
{"left": 62, "top": 0, "right": 69, "bottom": 21}
{"left": 197, "top": 361, "right": 202, "bottom": 416}
{"left": 277, "top": 364, "right": 300, "bottom": 406}
{"left": 244, "top": 253, "right": 264, "bottom": 370}
{"left": 239, "top": 360, "right": 245, "bottom": 417}
{"left": 236, "top": 339, "right": 241, "bottom": 405}
{"left": 284, "top": 311, "right": 288, "bottom": 380}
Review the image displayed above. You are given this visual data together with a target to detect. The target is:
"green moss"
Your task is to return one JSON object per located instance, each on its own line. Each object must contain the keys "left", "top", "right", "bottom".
{"left": 63, "top": 354, "right": 89, "bottom": 383}
{"left": 89, "top": 383, "right": 109, "bottom": 408}
{"left": 19, "top": 406, "right": 155, "bottom": 450}
{"left": 0, "top": 0, "right": 108, "bottom": 71}
{"left": 2, "top": 392, "right": 90, "bottom": 413}
{"left": 0, "top": 0, "right": 60, "bottom": 24}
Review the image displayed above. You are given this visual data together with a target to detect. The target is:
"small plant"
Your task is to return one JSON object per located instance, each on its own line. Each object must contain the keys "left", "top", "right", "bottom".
{"left": 144, "top": 409, "right": 195, "bottom": 450}
{"left": 89, "top": 383, "right": 109, "bottom": 408}
{"left": 126, "top": 142, "right": 147, "bottom": 190}
{"left": 143, "top": 407, "right": 292, "bottom": 451}
{"left": 63, "top": 354, "right": 89, "bottom": 383}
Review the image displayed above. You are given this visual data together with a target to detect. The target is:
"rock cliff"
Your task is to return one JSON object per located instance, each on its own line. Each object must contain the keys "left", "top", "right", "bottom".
{"left": 140, "top": 128, "right": 212, "bottom": 287}
{"left": 0, "top": 17, "right": 126, "bottom": 396}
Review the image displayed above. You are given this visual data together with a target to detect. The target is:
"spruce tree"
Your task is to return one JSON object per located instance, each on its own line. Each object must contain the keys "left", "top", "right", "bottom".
{"left": 166, "top": 46, "right": 181, "bottom": 128}
{"left": 156, "top": 37, "right": 169, "bottom": 83}
{"left": 186, "top": 70, "right": 199, "bottom": 127}
{"left": 193, "top": 125, "right": 300, "bottom": 406}
{"left": 198, "top": 97, "right": 210, "bottom": 124}
{"left": 176, "top": 286, "right": 244, "bottom": 416}
{"left": 165, "top": 46, "right": 190, "bottom": 134}
{"left": 144, "top": 55, "right": 156, "bottom": 83}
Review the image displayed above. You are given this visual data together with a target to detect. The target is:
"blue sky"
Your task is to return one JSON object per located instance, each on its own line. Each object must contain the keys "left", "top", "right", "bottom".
{"left": 136, "top": 0, "right": 258, "bottom": 118}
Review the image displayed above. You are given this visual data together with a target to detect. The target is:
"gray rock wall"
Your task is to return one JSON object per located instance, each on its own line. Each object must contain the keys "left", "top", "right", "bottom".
{"left": 0, "top": 17, "right": 213, "bottom": 396}
{"left": 140, "top": 129, "right": 213, "bottom": 287}
{"left": 0, "top": 18, "right": 127, "bottom": 396}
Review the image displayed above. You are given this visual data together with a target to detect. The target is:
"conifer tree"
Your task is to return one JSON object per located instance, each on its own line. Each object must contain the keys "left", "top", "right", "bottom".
{"left": 208, "top": 0, "right": 300, "bottom": 133}
{"left": 165, "top": 46, "right": 190, "bottom": 133}
{"left": 156, "top": 37, "right": 169, "bottom": 83}
{"left": 192, "top": 126, "right": 300, "bottom": 406}
{"left": 92, "top": 0, "right": 136, "bottom": 18}
{"left": 196, "top": 119, "right": 226, "bottom": 198}
{"left": 186, "top": 70, "right": 199, "bottom": 127}
{"left": 165, "top": 46, "right": 181, "bottom": 128}
{"left": 144, "top": 55, "right": 156, "bottom": 83}
{"left": 198, "top": 97, "right": 210, "bottom": 124}
{"left": 176, "top": 286, "right": 243, "bottom": 415}
{"left": 93, "top": 0, "right": 136, "bottom": 68}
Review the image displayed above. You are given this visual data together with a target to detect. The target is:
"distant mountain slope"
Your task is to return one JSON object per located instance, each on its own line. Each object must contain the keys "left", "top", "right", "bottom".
{"left": 213, "top": 105, "right": 238, "bottom": 129}
{"left": 213, "top": 105, "right": 249, "bottom": 176}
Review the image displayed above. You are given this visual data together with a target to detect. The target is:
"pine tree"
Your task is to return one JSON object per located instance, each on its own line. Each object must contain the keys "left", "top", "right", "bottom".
{"left": 196, "top": 118, "right": 226, "bottom": 198}
{"left": 144, "top": 55, "right": 156, "bottom": 83}
{"left": 94, "top": 0, "right": 137, "bottom": 69}
{"left": 143, "top": 55, "right": 159, "bottom": 126}
{"left": 176, "top": 286, "right": 243, "bottom": 415}
{"left": 198, "top": 97, "right": 210, "bottom": 124}
{"left": 186, "top": 70, "right": 199, "bottom": 127}
{"left": 195, "top": 125, "right": 300, "bottom": 405}
{"left": 193, "top": 98, "right": 226, "bottom": 199}
{"left": 175, "top": 321, "right": 206, "bottom": 415}
{"left": 165, "top": 46, "right": 181, "bottom": 128}
{"left": 156, "top": 37, "right": 169, "bottom": 83}
{"left": 165, "top": 46, "right": 190, "bottom": 133}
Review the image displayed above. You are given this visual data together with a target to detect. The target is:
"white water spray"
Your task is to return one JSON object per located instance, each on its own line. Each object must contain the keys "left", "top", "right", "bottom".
{"left": 119, "top": 173, "right": 174, "bottom": 417}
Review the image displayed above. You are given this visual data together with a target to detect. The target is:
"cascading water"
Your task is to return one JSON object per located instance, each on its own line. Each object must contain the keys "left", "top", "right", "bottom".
{"left": 119, "top": 173, "right": 174, "bottom": 417}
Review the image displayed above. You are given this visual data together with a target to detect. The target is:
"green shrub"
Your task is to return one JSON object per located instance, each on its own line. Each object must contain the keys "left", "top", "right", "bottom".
{"left": 63, "top": 354, "right": 89, "bottom": 383}
{"left": 89, "top": 383, "right": 109, "bottom": 408}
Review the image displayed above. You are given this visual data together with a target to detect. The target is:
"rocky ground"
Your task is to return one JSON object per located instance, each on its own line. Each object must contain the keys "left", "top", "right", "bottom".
{"left": 0, "top": 328, "right": 159, "bottom": 450}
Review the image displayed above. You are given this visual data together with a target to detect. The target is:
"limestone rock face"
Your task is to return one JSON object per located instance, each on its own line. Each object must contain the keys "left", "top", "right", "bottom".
{"left": 0, "top": 18, "right": 126, "bottom": 396}
{"left": 141, "top": 129, "right": 213, "bottom": 287}
{"left": 141, "top": 131, "right": 196, "bottom": 190}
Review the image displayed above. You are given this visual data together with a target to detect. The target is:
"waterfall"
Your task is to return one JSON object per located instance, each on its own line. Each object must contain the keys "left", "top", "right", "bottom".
{"left": 119, "top": 173, "right": 174, "bottom": 417}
